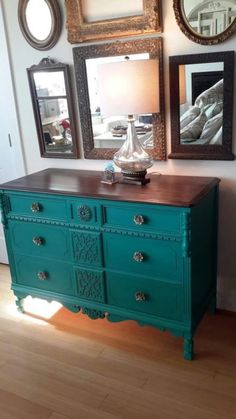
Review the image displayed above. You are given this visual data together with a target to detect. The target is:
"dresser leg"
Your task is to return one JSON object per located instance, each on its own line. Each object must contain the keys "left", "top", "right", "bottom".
{"left": 183, "top": 337, "right": 194, "bottom": 360}
{"left": 15, "top": 296, "right": 24, "bottom": 313}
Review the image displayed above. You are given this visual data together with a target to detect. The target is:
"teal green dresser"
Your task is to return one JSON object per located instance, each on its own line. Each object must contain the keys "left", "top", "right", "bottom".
{"left": 0, "top": 169, "right": 220, "bottom": 360}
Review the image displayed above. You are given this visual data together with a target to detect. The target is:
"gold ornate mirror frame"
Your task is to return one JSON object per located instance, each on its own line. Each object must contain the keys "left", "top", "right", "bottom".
{"left": 65, "top": 0, "right": 162, "bottom": 43}
{"left": 173, "top": 0, "right": 236, "bottom": 45}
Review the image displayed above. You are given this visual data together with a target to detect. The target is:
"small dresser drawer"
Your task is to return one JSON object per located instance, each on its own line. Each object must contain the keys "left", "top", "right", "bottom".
{"left": 9, "top": 221, "right": 72, "bottom": 261}
{"left": 103, "top": 233, "right": 183, "bottom": 283}
{"left": 7, "top": 193, "right": 68, "bottom": 222}
{"left": 107, "top": 272, "right": 184, "bottom": 321}
{"left": 103, "top": 202, "right": 183, "bottom": 236}
{"left": 14, "top": 255, "right": 75, "bottom": 295}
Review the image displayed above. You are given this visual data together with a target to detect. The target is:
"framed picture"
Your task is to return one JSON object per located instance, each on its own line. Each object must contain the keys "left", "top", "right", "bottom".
{"left": 65, "top": 0, "right": 162, "bottom": 43}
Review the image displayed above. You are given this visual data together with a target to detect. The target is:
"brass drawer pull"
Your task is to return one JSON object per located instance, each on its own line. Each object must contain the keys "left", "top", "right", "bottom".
{"left": 37, "top": 271, "right": 47, "bottom": 281}
{"left": 135, "top": 292, "right": 146, "bottom": 302}
{"left": 31, "top": 203, "right": 40, "bottom": 213}
{"left": 32, "top": 236, "right": 44, "bottom": 246}
{"left": 133, "top": 252, "right": 144, "bottom": 262}
{"left": 134, "top": 215, "right": 144, "bottom": 225}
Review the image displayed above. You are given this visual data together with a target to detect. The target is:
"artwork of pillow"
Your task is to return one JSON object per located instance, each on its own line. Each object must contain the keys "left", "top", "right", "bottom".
{"left": 180, "top": 111, "right": 207, "bottom": 140}
{"left": 180, "top": 106, "right": 200, "bottom": 129}
{"left": 209, "top": 126, "right": 222, "bottom": 145}
{"left": 204, "top": 101, "right": 223, "bottom": 120}
{"left": 195, "top": 79, "right": 224, "bottom": 109}
{"left": 199, "top": 111, "right": 223, "bottom": 141}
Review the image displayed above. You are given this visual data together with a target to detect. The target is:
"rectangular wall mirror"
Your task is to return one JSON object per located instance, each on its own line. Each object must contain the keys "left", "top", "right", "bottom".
{"left": 27, "top": 58, "right": 79, "bottom": 159}
{"left": 169, "top": 51, "right": 234, "bottom": 160}
{"left": 73, "top": 38, "right": 166, "bottom": 160}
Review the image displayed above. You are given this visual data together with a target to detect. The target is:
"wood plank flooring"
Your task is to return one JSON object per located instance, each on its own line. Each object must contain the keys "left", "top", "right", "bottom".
{"left": 0, "top": 263, "right": 235, "bottom": 419}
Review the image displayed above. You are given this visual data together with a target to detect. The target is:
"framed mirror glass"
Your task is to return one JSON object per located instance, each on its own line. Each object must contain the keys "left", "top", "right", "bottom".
{"left": 173, "top": 0, "right": 236, "bottom": 45}
{"left": 18, "top": 0, "right": 61, "bottom": 50}
{"left": 73, "top": 38, "right": 166, "bottom": 160}
{"left": 169, "top": 51, "right": 234, "bottom": 160}
{"left": 27, "top": 58, "right": 79, "bottom": 159}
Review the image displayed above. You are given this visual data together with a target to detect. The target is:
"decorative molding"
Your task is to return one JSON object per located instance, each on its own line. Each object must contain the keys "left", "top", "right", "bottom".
{"left": 65, "top": 0, "right": 162, "bottom": 44}
{"left": 76, "top": 270, "right": 105, "bottom": 303}
{"left": 82, "top": 307, "right": 106, "bottom": 320}
{"left": 77, "top": 205, "right": 92, "bottom": 222}
{"left": 72, "top": 231, "right": 102, "bottom": 266}
{"left": 182, "top": 213, "right": 191, "bottom": 257}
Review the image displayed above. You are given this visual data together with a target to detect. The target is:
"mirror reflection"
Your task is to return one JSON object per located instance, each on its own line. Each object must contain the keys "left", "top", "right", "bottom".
{"left": 26, "top": 0, "right": 52, "bottom": 41}
{"left": 27, "top": 58, "right": 79, "bottom": 158}
{"left": 182, "top": 0, "right": 236, "bottom": 37}
{"left": 86, "top": 53, "right": 155, "bottom": 149}
{"left": 179, "top": 62, "right": 224, "bottom": 145}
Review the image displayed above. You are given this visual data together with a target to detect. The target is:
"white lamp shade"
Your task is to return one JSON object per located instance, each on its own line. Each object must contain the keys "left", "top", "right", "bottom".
{"left": 97, "top": 59, "right": 160, "bottom": 116}
{"left": 179, "top": 65, "right": 186, "bottom": 105}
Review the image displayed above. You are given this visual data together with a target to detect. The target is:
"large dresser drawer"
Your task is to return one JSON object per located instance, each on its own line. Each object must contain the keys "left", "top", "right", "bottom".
{"left": 7, "top": 193, "right": 68, "bottom": 221}
{"left": 106, "top": 272, "right": 184, "bottom": 321}
{"left": 9, "top": 221, "right": 72, "bottom": 261}
{"left": 103, "top": 202, "right": 183, "bottom": 236}
{"left": 14, "top": 255, "right": 75, "bottom": 295}
{"left": 103, "top": 233, "right": 183, "bottom": 283}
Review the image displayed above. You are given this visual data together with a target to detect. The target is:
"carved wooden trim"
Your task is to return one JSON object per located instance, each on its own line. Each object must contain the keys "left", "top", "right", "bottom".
{"left": 173, "top": 0, "right": 236, "bottom": 45}
{"left": 65, "top": 0, "right": 162, "bottom": 43}
{"left": 73, "top": 37, "right": 166, "bottom": 161}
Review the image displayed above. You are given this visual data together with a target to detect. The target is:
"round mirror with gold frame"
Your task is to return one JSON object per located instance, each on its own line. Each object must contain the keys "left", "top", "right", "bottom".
{"left": 173, "top": 0, "right": 236, "bottom": 45}
{"left": 18, "top": 0, "right": 61, "bottom": 50}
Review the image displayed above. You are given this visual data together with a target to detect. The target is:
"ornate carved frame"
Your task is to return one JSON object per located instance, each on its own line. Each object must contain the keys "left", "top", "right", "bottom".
{"left": 73, "top": 38, "right": 166, "bottom": 160}
{"left": 173, "top": 0, "right": 236, "bottom": 45}
{"left": 18, "top": 0, "right": 62, "bottom": 50}
{"left": 65, "top": 0, "right": 162, "bottom": 43}
{"left": 169, "top": 51, "right": 235, "bottom": 161}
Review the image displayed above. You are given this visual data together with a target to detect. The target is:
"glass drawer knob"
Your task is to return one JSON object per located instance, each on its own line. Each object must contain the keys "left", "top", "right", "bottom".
{"left": 133, "top": 252, "right": 144, "bottom": 262}
{"left": 135, "top": 292, "right": 146, "bottom": 302}
{"left": 134, "top": 215, "right": 144, "bottom": 225}
{"left": 37, "top": 271, "right": 47, "bottom": 281}
{"left": 32, "top": 236, "right": 43, "bottom": 246}
{"left": 31, "top": 203, "right": 40, "bottom": 213}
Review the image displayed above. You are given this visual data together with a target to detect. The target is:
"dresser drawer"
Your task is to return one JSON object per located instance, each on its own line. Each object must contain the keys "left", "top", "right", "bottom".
{"left": 107, "top": 272, "right": 184, "bottom": 321}
{"left": 103, "top": 202, "right": 183, "bottom": 236}
{"left": 103, "top": 233, "right": 183, "bottom": 283}
{"left": 9, "top": 221, "right": 72, "bottom": 261}
{"left": 14, "top": 255, "right": 75, "bottom": 295}
{"left": 70, "top": 198, "right": 101, "bottom": 226}
{"left": 7, "top": 193, "right": 68, "bottom": 221}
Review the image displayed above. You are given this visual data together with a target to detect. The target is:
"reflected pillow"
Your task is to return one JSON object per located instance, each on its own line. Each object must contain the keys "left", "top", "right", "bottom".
{"left": 180, "top": 106, "right": 200, "bottom": 130}
{"left": 195, "top": 79, "right": 223, "bottom": 109}
{"left": 204, "top": 101, "right": 223, "bottom": 120}
{"left": 209, "top": 126, "right": 222, "bottom": 145}
{"left": 199, "top": 111, "right": 223, "bottom": 142}
{"left": 180, "top": 111, "right": 207, "bottom": 140}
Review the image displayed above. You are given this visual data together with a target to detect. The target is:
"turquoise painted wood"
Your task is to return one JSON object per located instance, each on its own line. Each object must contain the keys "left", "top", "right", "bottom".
{"left": 0, "top": 170, "right": 220, "bottom": 360}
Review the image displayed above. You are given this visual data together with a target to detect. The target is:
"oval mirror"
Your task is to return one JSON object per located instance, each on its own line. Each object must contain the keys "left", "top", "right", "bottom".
{"left": 18, "top": 0, "right": 61, "bottom": 50}
{"left": 173, "top": 0, "right": 236, "bottom": 44}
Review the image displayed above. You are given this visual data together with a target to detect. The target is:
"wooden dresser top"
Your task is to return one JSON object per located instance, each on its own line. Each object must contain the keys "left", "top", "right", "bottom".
{"left": 0, "top": 169, "right": 220, "bottom": 207}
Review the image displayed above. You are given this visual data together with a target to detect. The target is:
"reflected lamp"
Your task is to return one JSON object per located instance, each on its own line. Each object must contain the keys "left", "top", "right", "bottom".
{"left": 98, "top": 59, "right": 160, "bottom": 185}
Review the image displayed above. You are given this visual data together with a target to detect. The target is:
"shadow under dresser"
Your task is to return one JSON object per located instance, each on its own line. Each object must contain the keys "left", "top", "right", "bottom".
{"left": 0, "top": 169, "right": 220, "bottom": 360}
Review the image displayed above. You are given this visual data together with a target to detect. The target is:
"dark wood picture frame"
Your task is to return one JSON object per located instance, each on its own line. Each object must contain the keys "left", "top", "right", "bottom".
{"left": 18, "top": 0, "right": 62, "bottom": 50}
{"left": 27, "top": 58, "right": 80, "bottom": 159}
{"left": 73, "top": 38, "right": 166, "bottom": 161}
{"left": 169, "top": 51, "right": 234, "bottom": 161}
{"left": 65, "top": 0, "right": 162, "bottom": 43}
{"left": 173, "top": 0, "right": 236, "bottom": 45}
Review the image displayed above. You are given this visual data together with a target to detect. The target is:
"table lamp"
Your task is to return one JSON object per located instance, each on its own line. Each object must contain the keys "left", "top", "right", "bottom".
{"left": 98, "top": 59, "right": 160, "bottom": 185}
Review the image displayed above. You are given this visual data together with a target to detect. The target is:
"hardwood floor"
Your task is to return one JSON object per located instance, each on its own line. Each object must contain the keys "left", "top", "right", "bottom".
{"left": 0, "top": 264, "right": 235, "bottom": 419}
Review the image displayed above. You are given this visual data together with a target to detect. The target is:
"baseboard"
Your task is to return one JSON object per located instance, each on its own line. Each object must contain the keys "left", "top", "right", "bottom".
{"left": 0, "top": 237, "right": 8, "bottom": 264}
{"left": 217, "top": 294, "right": 236, "bottom": 313}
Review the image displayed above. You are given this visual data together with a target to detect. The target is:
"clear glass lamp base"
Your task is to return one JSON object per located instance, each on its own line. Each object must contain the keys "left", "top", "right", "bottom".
{"left": 113, "top": 115, "right": 153, "bottom": 186}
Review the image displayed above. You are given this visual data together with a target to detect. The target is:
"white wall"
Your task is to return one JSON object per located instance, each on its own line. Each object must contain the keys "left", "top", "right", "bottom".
{"left": 2, "top": 0, "right": 236, "bottom": 311}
